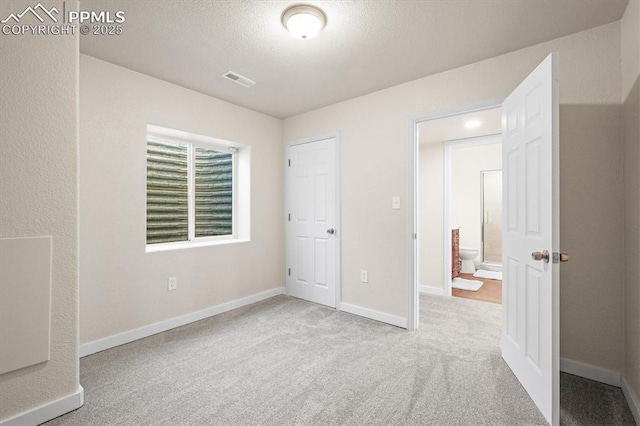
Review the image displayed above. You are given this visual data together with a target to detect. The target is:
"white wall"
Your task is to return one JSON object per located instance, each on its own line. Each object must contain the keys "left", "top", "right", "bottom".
{"left": 283, "top": 22, "right": 625, "bottom": 373}
{"left": 79, "top": 56, "right": 284, "bottom": 344}
{"left": 622, "top": 0, "right": 640, "bottom": 407}
{"left": 451, "top": 142, "right": 502, "bottom": 260}
{"left": 418, "top": 142, "right": 444, "bottom": 290}
{"left": 0, "top": 0, "right": 80, "bottom": 421}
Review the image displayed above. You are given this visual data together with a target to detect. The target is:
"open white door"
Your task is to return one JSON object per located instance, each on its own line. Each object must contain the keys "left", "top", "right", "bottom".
{"left": 501, "top": 53, "right": 560, "bottom": 425}
{"left": 286, "top": 137, "right": 337, "bottom": 308}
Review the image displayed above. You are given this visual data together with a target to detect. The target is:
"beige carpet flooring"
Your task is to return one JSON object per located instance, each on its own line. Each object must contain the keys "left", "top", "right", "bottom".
{"left": 45, "top": 294, "right": 634, "bottom": 425}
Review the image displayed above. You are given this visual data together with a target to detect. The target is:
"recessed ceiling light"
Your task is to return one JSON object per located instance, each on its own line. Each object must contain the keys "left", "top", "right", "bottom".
{"left": 282, "top": 5, "right": 326, "bottom": 40}
{"left": 464, "top": 119, "right": 482, "bottom": 129}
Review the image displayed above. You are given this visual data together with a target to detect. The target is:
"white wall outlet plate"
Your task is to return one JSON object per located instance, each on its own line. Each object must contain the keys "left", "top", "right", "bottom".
{"left": 167, "top": 277, "right": 177, "bottom": 291}
{"left": 360, "top": 270, "right": 369, "bottom": 283}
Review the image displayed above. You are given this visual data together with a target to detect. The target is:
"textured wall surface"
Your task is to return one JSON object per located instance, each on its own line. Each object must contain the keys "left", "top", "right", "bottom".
{"left": 79, "top": 56, "right": 284, "bottom": 344}
{"left": 622, "top": 0, "right": 640, "bottom": 405}
{"left": 0, "top": 0, "right": 80, "bottom": 420}
{"left": 283, "top": 22, "right": 625, "bottom": 372}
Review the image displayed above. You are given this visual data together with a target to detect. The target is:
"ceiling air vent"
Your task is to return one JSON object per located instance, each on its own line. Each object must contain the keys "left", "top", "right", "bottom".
{"left": 221, "top": 71, "right": 256, "bottom": 88}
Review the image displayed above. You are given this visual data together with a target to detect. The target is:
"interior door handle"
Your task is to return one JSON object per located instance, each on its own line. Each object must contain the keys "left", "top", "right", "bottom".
{"left": 326, "top": 228, "right": 335, "bottom": 235}
{"left": 531, "top": 250, "right": 550, "bottom": 263}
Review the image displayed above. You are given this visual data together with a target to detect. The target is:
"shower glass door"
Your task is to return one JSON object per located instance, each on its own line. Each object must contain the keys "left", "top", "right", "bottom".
{"left": 481, "top": 170, "right": 502, "bottom": 264}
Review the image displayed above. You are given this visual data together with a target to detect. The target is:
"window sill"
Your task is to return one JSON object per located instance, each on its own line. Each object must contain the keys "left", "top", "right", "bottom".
{"left": 146, "top": 238, "right": 250, "bottom": 253}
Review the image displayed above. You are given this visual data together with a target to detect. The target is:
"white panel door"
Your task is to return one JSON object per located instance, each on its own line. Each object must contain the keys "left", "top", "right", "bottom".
{"left": 286, "top": 138, "right": 337, "bottom": 308}
{"left": 501, "top": 53, "right": 559, "bottom": 425}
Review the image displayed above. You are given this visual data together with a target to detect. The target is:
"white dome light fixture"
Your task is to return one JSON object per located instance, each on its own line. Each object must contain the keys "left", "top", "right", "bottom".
{"left": 282, "top": 5, "right": 326, "bottom": 40}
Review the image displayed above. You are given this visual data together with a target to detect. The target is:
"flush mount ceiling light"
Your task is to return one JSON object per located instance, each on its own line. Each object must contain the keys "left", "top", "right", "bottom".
{"left": 464, "top": 119, "right": 482, "bottom": 129}
{"left": 282, "top": 5, "right": 326, "bottom": 40}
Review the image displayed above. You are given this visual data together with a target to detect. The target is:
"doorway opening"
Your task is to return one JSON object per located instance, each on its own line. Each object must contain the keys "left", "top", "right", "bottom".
{"left": 407, "top": 100, "right": 504, "bottom": 331}
{"left": 446, "top": 133, "right": 503, "bottom": 304}
{"left": 417, "top": 108, "right": 503, "bottom": 307}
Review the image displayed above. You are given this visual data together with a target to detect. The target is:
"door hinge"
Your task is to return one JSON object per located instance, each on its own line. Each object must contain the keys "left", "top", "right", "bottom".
{"left": 288, "top": 268, "right": 291, "bottom": 276}
{"left": 288, "top": 159, "right": 291, "bottom": 167}
{"left": 288, "top": 213, "right": 291, "bottom": 221}
{"left": 414, "top": 233, "right": 417, "bottom": 240}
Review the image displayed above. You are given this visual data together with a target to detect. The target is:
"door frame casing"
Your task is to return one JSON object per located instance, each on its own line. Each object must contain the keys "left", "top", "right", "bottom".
{"left": 285, "top": 132, "right": 342, "bottom": 310}
{"left": 407, "top": 98, "right": 504, "bottom": 331}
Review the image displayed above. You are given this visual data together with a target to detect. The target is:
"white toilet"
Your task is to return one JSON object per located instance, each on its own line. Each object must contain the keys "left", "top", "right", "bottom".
{"left": 459, "top": 247, "right": 478, "bottom": 273}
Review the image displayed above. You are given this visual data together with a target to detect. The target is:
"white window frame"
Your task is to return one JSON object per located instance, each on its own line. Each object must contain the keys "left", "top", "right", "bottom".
{"left": 146, "top": 125, "right": 243, "bottom": 252}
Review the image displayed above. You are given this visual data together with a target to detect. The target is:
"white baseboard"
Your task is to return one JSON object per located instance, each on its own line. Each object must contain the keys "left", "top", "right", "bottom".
{"left": 80, "top": 287, "right": 286, "bottom": 357}
{"left": 622, "top": 376, "right": 640, "bottom": 425}
{"left": 419, "top": 285, "right": 445, "bottom": 296}
{"left": 339, "top": 302, "right": 407, "bottom": 328}
{"left": 558, "top": 358, "right": 640, "bottom": 422}
{"left": 560, "top": 358, "right": 621, "bottom": 387}
{"left": 1, "top": 385, "right": 84, "bottom": 426}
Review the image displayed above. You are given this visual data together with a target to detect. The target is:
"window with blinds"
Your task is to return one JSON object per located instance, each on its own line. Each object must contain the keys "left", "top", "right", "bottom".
{"left": 146, "top": 138, "right": 235, "bottom": 245}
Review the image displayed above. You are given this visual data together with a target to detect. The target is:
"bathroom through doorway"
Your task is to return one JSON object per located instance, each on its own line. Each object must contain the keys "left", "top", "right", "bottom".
{"left": 417, "top": 107, "right": 503, "bottom": 304}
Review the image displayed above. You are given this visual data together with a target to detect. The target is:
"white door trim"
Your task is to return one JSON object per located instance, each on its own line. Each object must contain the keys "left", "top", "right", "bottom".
{"left": 407, "top": 98, "right": 504, "bottom": 331}
{"left": 285, "top": 132, "right": 341, "bottom": 310}
{"left": 443, "top": 133, "right": 502, "bottom": 297}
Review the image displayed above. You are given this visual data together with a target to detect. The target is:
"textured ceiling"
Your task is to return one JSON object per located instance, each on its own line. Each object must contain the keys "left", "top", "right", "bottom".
{"left": 79, "top": 0, "right": 629, "bottom": 118}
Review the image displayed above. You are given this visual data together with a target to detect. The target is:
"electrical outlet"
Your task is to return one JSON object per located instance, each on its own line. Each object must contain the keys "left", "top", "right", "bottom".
{"left": 167, "top": 276, "right": 177, "bottom": 291}
{"left": 360, "top": 270, "right": 369, "bottom": 283}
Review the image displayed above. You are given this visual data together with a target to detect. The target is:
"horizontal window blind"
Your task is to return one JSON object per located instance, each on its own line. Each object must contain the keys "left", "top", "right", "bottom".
{"left": 146, "top": 141, "right": 188, "bottom": 244}
{"left": 195, "top": 148, "right": 233, "bottom": 237}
